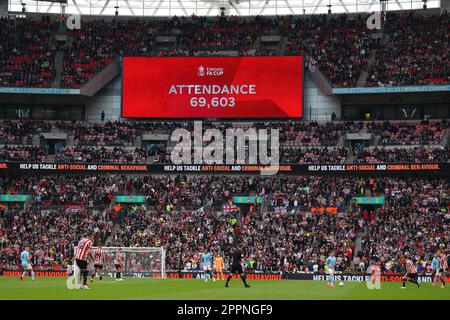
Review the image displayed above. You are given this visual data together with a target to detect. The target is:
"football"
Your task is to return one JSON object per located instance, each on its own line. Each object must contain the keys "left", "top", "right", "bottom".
{"left": 339, "top": 282, "right": 345, "bottom": 287}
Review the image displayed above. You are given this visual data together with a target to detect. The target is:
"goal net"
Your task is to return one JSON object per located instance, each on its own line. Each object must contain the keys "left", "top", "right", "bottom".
{"left": 92, "top": 247, "right": 166, "bottom": 278}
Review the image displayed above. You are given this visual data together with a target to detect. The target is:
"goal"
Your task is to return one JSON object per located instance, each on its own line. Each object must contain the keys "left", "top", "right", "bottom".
{"left": 93, "top": 247, "right": 166, "bottom": 278}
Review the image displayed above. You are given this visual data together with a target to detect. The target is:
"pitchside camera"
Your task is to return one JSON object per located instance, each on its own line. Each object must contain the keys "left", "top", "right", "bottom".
{"left": 66, "top": 15, "right": 81, "bottom": 30}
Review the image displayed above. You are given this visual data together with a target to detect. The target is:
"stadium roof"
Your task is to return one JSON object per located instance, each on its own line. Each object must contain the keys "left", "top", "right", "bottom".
{"left": 9, "top": 0, "right": 439, "bottom": 16}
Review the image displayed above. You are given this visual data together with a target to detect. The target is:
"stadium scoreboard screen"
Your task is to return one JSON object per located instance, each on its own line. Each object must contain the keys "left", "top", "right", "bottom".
{"left": 121, "top": 56, "right": 303, "bottom": 118}
{"left": 36, "top": 0, "right": 68, "bottom": 3}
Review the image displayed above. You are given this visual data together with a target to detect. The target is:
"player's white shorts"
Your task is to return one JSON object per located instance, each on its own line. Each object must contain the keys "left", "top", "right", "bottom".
{"left": 67, "top": 264, "right": 73, "bottom": 275}
{"left": 22, "top": 263, "right": 33, "bottom": 271}
{"left": 327, "top": 268, "right": 335, "bottom": 276}
{"left": 203, "top": 265, "right": 212, "bottom": 271}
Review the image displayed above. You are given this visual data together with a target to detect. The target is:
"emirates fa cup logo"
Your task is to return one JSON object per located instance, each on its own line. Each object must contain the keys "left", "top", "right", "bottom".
{"left": 197, "top": 65, "right": 205, "bottom": 77}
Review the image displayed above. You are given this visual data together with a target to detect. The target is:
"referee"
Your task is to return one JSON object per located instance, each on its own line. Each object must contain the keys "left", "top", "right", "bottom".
{"left": 225, "top": 245, "right": 251, "bottom": 288}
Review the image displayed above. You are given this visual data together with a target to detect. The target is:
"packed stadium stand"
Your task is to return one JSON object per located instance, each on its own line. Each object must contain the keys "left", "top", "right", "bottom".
{"left": 0, "top": 2, "right": 449, "bottom": 286}
{"left": 0, "top": 119, "right": 447, "bottom": 164}
{"left": 0, "top": 120, "right": 448, "bottom": 274}
{"left": 0, "top": 174, "right": 448, "bottom": 273}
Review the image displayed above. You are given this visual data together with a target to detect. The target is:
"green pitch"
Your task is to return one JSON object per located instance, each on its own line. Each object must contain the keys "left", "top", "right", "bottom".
{"left": 0, "top": 277, "right": 449, "bottom": 300}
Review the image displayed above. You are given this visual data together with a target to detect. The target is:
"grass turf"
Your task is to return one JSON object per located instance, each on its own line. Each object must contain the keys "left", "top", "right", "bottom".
{"left": 0, "top": 277, "right": 449, "bottom": 300}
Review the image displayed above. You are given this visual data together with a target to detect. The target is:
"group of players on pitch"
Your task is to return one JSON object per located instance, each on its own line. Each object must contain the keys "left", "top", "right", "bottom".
{"left": 199, "top": 246, "right": 251, "bottom": 288}
{"left": 19, "top": 233, "right": 252, "bottom": 289}
{"left": 19, "top": 232, "right": 448, "bottom": 290}
{"left": 397, "top": 251, "right": 447, "bottom": 289}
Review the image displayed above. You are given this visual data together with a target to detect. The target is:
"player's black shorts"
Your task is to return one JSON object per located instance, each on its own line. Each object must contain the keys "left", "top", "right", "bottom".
{"left": 94, "top": 264, "right": 103, "bottom": 270}
{"left": 407, "top": 273, "right": 418, "bottom": 281}
{"left": 114, "top": 264, "right": 122, "bottom": 270}
{"left": 230, "top": 264, "right": 244, "bottom": 274}
{"left": 75, "top": 259, "right": 87, "bottom": 271}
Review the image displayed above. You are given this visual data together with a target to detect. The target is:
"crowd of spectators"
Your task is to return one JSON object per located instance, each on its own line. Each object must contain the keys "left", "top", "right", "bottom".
{"left": 1, "top": 174, "right": 446, "bottom": 274}
{"left": 110, "top": 207, "right": 357, "bottom": 272}
{"left": 284, "top": 13, "right": 375, "bottom": 87}
{"left": 62, "top": 14, "right": 374, "bottom": 87}
{"left": 358, "top": 177, "right": 449, "bottom": 273}
{"left": 0, "top": 16, "right": 57, "bottom": 87}
{"left": 10, "top": 175, "right": 118, "bottom": 206}
{"left": 100, "top": 175, "right": 450, "bottom": 272}
{"left": 1, "top": 11, "right": 448, "bottom": 88}
{"left": 279, "top": 121, "right": 360, "bottom": 146}
{"left": 353, "top": 146, "right": 449, "bottom": 164}
{"left": 367, "top": 120, "right": 448, "bottom": 145}
{"left": 73, "top": 122, "right": 137, "bottom": 146}
{"left": 55, "top": 146, "right": 146, "bottom": 163}
{"left": 0, "top": 207, "right": 112, "bottom": 269}
{"left": 0, "top": 120, "right": 447, "bottom": 164}
{"left": 61, "top": 16, "right": 273, "bottom": 87}
{"left": 0, "top": 146, "right": 46, "bottom": 162}
{"left": 280, "top": 147, "right": 348, "bottom": 164}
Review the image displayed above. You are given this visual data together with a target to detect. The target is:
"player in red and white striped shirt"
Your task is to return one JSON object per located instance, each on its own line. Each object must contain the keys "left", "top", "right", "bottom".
{"left": 75, "top": 232, "right": 94, "bottom": 289}
{"left": 401, "top": 254, "right": 420, "bottom": 289}
{"left": 437, "top": 250, "right": 447, "bottom": 288}
{"left": 91, "top": 245, "right": 105, "bottom": 283}
{"left": 114, "top": 248, "right": 125, "bottom": 281}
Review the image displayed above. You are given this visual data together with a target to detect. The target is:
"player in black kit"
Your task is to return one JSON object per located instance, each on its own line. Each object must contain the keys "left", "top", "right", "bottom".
{"left": 225, "top": 245, "right": 251, "bottom": 288}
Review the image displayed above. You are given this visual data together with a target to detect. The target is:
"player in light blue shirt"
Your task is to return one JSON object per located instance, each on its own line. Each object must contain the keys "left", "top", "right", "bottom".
{"left": 325, "top": 251, "right": 337, "bottom": 287}
{"left": 200, "top": 248, "right": 215, "bottom": 282}
{"left": 20, "top": 246, "right": 35, "bottom": 281}
{"left": 431, "top": 254, "right": 440, "bottom": 287}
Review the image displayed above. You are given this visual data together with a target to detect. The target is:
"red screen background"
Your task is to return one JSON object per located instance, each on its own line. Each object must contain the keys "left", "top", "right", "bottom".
{"left": 122, "top": 56, "right": 303, "bottom": 118}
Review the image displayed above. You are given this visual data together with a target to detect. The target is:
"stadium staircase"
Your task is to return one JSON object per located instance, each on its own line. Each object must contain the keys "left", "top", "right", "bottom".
{"left": 279, "top": 37, "right": 288, "bottom": 55}
{"left": 67, "top": 133, "right": 75, "bottom": 146}
{"left": 257, "top": 35, "right": 285, "bottom": 55}
{"left": 253, "top": 37, "right": 261, "bottom": 52}
{"left": 441, "top": 131, "right": 449, "bottom": 147}
{"left": 154, "top": 36, "right": 177, "bottom": 54}
{"left": 52, "top": 52, "right": 65, "bottom": 88}
{"left": 356, "top": 50, "right": 377, "bottom": 87}
{"left": 260, "top": 198, "right": 270, "bottom": 213}
{"left": 373, "top": 134, "right": 382, "bottom": 146}
{"left": 22, "top": 194, "right": 34, "bottom": 212}
{"left": 356, "top": 27, "right": 387, "bottom": 87}
{"left": 306, "top": 66, "right": 333, "bottom": 96}
{"left": 105, "top": 224, "right": 120, "bottom": 246}
{"left": 354, "top": 226, "right": 367, "bottom": 256}
{"left": 103, "top": 196, "right": 119, "bottom": 246}
{"left": 32, "top": 134, "right": 41, "bottom": 146}
{"left": 134, "top": 136, "right": 142, "bottom": 148}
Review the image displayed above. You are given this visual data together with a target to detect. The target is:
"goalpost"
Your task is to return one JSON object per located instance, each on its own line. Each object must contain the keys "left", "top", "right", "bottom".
{"left": 92, "top": 247, "right": 166, "bottom": 278}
